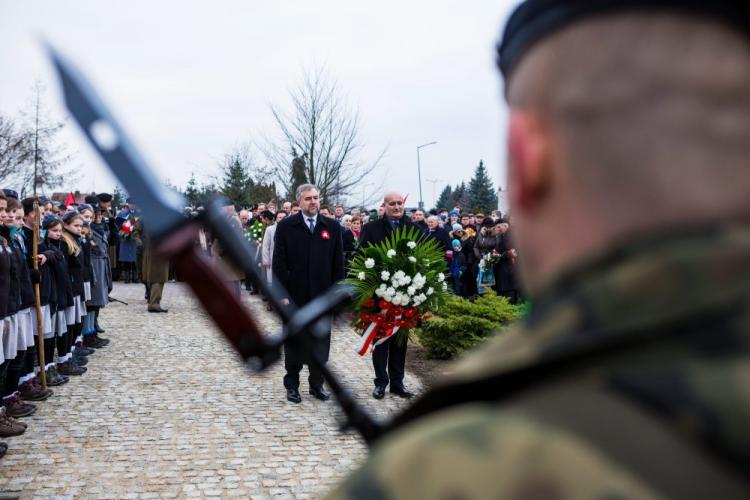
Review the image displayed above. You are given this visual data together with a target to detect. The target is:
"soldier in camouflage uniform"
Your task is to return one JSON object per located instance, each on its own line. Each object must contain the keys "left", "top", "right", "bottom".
{"left": 329, "top": 1, "right": 750, "bottom": 498}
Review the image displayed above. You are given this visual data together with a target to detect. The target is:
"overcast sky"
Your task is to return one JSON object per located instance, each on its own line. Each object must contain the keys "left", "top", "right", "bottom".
{"left": 0, "top": 0, "right": 518, "bottom": 207}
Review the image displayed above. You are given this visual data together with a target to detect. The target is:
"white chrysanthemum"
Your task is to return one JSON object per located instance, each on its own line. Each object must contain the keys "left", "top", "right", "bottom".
{"left": 381, "top": 271, "right": 390, "bottom": 281}
{"left": 378, "top": 283, "right": 387, "bottom": 290}
{"left": 413, "top": 273, "right": 426, "bottom": 289}
{"left": 386, "top": 249, "right": 397, "bottom": 258}
{"left": 401, "top": 275, "right": 411, "bottom": 285}
{"left": 437, "top": 273, "right": 445, "bottom": 282}
{"left": 375, "top": 288, "right": 383, "bottom": 297}
{"left": 358, "top": 272, "right": 366, "bottom": 281}
{"left": 394, "top": 270, "right": 406, "bottom": 279}
{"left": 386, "top": 287, "right": 396, "bottom": 297}
{"left": 407, "top": 286, "right": 416, "bottom": 296}
{"left": 407, "top": 241, "right": 417, "bottom": 249}
{"left": 408, "top": 256, "right": 417, "bottom": 263}
{"left": 365, "top": 258, "right": 375, "bottom": 269}
{"left": 426, "top": 287, "right": 434, "bottom": 296}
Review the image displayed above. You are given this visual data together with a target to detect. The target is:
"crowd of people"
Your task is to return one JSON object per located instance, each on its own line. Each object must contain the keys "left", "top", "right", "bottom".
{"left": 222, "top": 200, "right": 519, "bottom": 304}
{"left": 0, "top": 182, "right": 515, "bottom": 454}
{"left": 0, "top": 189, "right": 114, "bottom": 459}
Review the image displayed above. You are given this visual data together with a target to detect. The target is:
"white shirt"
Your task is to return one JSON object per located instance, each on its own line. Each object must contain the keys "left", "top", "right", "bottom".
{"left": 303, "top": 212, "right": 318, "bottom": 232}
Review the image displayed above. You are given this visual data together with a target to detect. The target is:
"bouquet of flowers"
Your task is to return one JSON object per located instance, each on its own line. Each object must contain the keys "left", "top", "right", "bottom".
{"left": 119, "top": 218, "right": 135, "bottom": 239}
{"left": 246, "top": 220, "right": 265, "bottom": 244}
{"left": 345, "top": 226, "right": 450, "bottom": 356}
{"left": 477, "top": 249, "right": 500, "bottom": 291}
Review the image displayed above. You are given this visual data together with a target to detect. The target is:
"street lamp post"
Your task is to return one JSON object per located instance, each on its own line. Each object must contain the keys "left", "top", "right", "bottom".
{"left": 416, "top": 141, "right": 437, "bottom": 210}
{"left": 425, "top": 178, "right": 443, "bottom": 210}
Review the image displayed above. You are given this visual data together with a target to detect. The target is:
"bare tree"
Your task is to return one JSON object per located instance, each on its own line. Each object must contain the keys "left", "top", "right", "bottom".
{"left": 0, "top": 82, "right": 74, "bottom": 197}
{"left": 0, "top": 114, "right": 33, "bottom": 187}
{"left": 264, "top": 68, "right": 385, "bottom": 205}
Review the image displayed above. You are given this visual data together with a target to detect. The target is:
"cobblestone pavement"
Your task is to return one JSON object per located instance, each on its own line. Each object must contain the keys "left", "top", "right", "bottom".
{"left": 0, "top": 282, "right": 421, "bottom": 499}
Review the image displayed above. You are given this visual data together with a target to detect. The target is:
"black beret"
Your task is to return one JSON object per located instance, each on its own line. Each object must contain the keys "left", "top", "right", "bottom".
{"left": 39, "top": 195, "right": 51, "bottom": 203}
{"left": 97, "top": 193, "right": 113, "bottom": 202}
{"left": 42, "top": 215, "right": 61, "bottom": 229}
{"left": 77, "top": 203, "right": 94, "bottom": 213}
{"left": 497, "top": 0, "right": 750, "bottom": 81}
{"left": 62, "top": 211, "right": 81, "bottom": 223}
{"left": 2, "top": 188, "right": 19, "bottom": 199}
{"left": 85, "top": 195, "right": 99, "bottom": 204}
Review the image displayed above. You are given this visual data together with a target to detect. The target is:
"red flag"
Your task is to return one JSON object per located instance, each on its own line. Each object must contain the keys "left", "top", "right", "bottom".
{"left": 64, "top": 192, "right": 75, "bottom": 206}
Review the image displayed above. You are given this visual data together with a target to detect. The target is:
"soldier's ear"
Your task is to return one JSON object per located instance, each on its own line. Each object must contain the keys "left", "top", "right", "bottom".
{"left": 507, "top": 111, "right": 553, "bottom": 213}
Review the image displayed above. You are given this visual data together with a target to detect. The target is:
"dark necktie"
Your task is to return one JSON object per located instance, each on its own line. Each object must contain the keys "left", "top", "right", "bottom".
{"left": 307, "top": 217, "right": 315, "bottom": 233}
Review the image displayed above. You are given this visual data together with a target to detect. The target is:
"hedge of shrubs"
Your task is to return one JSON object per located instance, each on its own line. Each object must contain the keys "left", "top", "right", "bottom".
{"left": 414, "top": 291, "right": 524, "bottom": 359}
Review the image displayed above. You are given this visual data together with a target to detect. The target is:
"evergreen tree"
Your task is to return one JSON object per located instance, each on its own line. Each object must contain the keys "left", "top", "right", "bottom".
{"left": 219, "top": 152, "right": 253, "bottom": 207}
{"left": 249, "top": 180, "right": 277, "bottom": 205}
{"left": 449, "top": 182, "right": 469, "bottom": 211}
{"left": 435, "top": 185, "right": 452, "bottom": 211}
{"left": 199, "top": 182, "right": 219, "bottom": 205}
{"left": 467, "top": 160, "right": 498, "bottom": 213}
{"left": 185, "top": 172, "right": 201, "bottom": 206}
{"left": 288, "top": 150, "right": 308, "bottom": 200}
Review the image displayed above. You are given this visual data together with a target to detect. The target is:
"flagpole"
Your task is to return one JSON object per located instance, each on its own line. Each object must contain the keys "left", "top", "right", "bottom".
{"left": 32, "top": 199, "right": 48, "bottom": 388}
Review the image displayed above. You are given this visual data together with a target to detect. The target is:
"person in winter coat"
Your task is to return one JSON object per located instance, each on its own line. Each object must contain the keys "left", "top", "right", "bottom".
{"left": 117, "top": 212, "right": 138, "bottom": 283}
{"left": 449, "top": 239, "right": 467, "bottom": 297}
{"left": 86, "top": 207, "right": 112, "bottom": 338}
{"left": 0, "top": 193, "right": 23, "bottom": 453}
{"left": 453, "top": 226, "right": 478, "bottom": 297}
{"left": 58, "top": 211, "right": 91, "bottom": 374}
{"left": 495, "top": 222, "right": 520, "bottom": 304}
{"left": 0, "top": 197, "right": 42, "bottom": 420}
{"left": 39, "top": 215, "right": 73, "bottom": 387}
{"left": 261, "top": 211, "right": 287, "bottom": 310}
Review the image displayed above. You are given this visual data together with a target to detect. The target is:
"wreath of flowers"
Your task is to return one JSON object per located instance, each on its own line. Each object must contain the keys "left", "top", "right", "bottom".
{"left": 345, "top": 225, "right": 450, "bottom": 356}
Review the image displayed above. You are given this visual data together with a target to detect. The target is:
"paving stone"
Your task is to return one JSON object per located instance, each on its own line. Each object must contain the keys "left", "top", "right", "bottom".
{"left": 0, "top": 283, "right": 421, "bottom": 498}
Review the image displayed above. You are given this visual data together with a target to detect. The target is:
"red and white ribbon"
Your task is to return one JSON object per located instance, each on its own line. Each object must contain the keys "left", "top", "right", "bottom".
{"left": 354, "top": 317, "right": 401, "bottom": 356}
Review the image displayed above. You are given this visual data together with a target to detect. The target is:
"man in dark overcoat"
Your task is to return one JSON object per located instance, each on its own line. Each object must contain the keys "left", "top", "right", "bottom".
{"left": 273, "top": 183, "right": 345, "bottom": 404}
{"left": 359, "top": 191, "right": 416, "bottom": 400}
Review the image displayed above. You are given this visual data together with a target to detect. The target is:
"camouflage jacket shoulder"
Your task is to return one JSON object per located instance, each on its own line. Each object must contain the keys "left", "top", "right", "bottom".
{"left": 329, "top": 223, "right": 750, "bottom": 500}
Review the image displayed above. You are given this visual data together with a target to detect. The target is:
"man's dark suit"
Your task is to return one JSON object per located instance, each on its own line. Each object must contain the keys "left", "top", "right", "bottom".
{"left": 273, "top": 212, "right": 345, "bottom": 390}
{"left": 359, "top": 214, "right": 415, "bottom": 391}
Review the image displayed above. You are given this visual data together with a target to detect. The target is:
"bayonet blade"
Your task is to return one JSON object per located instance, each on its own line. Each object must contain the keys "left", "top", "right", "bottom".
{"left": 47, "top": 44, "right": 185, "bottom": 239}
